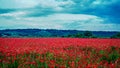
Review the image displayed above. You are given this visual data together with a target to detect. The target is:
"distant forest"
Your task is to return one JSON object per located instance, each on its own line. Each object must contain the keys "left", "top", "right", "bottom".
{"left": 0, "top": 29, "right": 120, "bottom": 38}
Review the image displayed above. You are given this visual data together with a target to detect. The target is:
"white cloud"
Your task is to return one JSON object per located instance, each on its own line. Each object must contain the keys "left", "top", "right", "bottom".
{"left": 91, "top": 0, "right": 117, "bottom": 7}
{"left": 0, "top": 0, "right": 38, "bottom": 9}
{"left": 0, "top": 13, "right": 106, "bottom": 30}
{"left": 0, "top": 11, "right": 27, "bottom": 20}
{"left": 0, "top": 13, "right": 119, "bottom": 31}
{"left": 36, "top": 0, "right": 75, "bottom": 11}
{"left": 0, "top": 0, "right": 119, "bottom": 31}
{"left": 24, "top": 13, "right": 101, "bottom": 22}
{"left": 0, "top": 0, "right": 75, "bottom": 11}
{"left": 80, "top": 23, "right": 120, "bottom": 31}
{"left": 0, "top": 11, "right": 26, "bottom": 17}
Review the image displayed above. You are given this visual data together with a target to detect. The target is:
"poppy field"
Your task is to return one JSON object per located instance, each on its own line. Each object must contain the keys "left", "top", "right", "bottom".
{"left": 0, "top": 38, "right": 120, "bottom": 68}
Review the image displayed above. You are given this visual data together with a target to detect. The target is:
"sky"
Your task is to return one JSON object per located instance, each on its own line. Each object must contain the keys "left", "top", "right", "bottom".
{"left": 0, "top": 0, "right": 120, "bottom": 31}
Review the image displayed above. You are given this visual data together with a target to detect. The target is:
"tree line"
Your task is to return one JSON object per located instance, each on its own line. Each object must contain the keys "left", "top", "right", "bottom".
{"left": 65, "top": 31, "right": 120, "bottom": 38}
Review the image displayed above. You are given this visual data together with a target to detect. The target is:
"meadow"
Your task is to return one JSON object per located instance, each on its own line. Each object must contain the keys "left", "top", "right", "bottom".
{"left": 0, "top": 38, "right": 120, "bottom": 68}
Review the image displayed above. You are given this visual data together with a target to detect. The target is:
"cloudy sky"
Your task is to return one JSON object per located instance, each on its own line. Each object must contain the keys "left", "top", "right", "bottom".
{"left": 0, "top": 0, "right": 120, "bottom": 31}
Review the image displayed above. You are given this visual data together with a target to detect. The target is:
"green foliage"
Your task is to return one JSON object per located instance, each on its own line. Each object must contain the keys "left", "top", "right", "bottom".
{"left": 100, "top": 46, "right": 120, "bottom": 63}
{"left": 111, "top": 32, "right": 120, "bottom": 38}
{"left": 0, "top": 29, "right": 117, "bottom": 38}
{"left": 66, "top": 31, "right": 97, "bottom": 38}
{"left": 83, "top": 31, "right": 92, "bottom": 38}
{"left": 75, "top": 33, "right": 83, "bottom": 38}
{"left": 1, "top": 46, "right": 120, "bottom": 68}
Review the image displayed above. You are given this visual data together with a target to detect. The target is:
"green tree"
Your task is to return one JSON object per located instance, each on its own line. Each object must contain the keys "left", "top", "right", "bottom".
{"left": 83, "top": 31, "right": 93, "bottom": 38}
{"left": 111, "top": 32, "right": 120, "bottom": 38}
{"left": 74, "top": 33, "right": 83, "bottom": 38}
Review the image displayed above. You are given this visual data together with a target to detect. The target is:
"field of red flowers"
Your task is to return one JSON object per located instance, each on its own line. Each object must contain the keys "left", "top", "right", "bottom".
{"left": 0, "top": 38, "right": 120, "bottom": 68}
